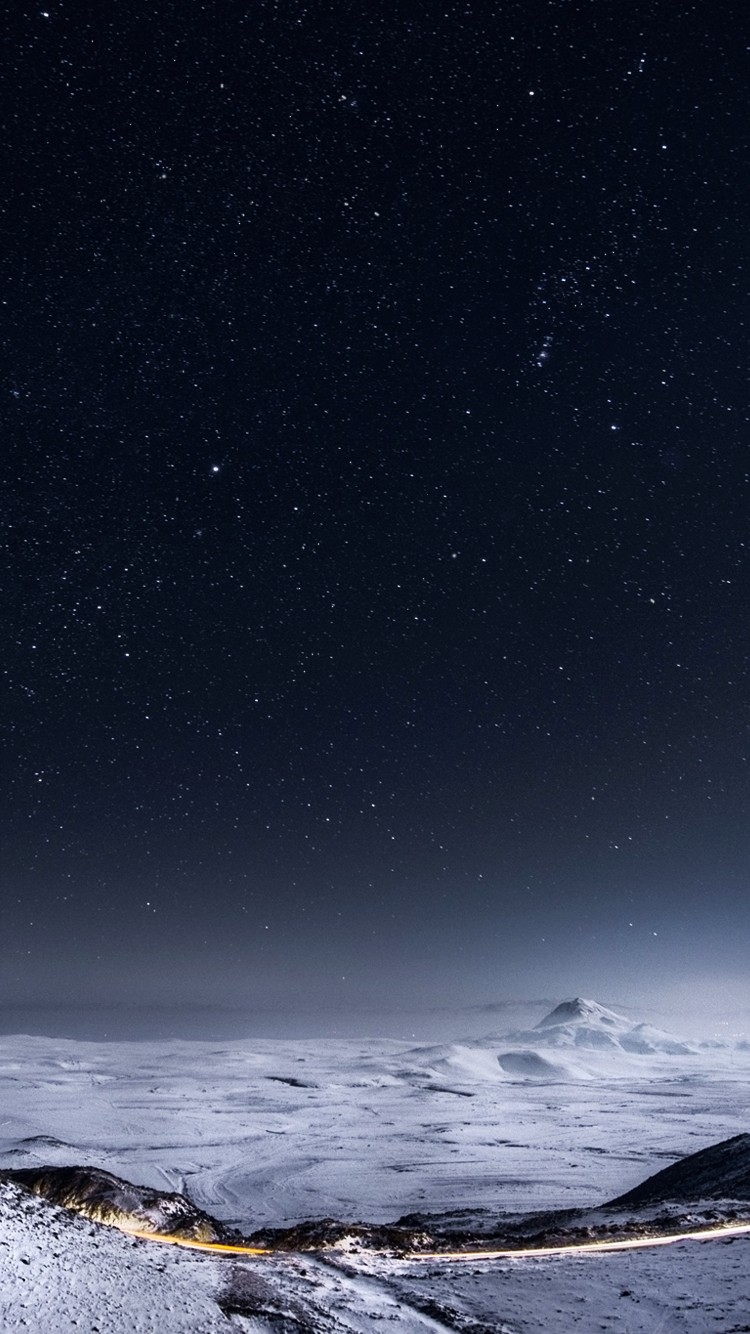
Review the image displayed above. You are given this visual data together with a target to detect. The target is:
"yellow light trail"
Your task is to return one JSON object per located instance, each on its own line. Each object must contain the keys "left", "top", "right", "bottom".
{"left": 122, "top": 1221, "right": 750, "bottom": 1261}
{"left": 125, "top": 1229, "right": 272, "bottom": 1254}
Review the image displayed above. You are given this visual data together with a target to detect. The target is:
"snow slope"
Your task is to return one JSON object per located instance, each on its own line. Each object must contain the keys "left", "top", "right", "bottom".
{"left": 0, "top": 1178, "right": 231, "bottom": 1332}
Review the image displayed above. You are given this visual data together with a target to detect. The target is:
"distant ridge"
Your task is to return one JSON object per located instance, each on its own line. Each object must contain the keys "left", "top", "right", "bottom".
{"left": 607, "top": 1133, "right": 750, "bottom": 1208}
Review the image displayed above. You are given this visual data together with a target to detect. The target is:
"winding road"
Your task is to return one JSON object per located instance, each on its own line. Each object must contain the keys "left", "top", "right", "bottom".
{"left": 127, "top": 1219, "right": 750, "bottom": 1261}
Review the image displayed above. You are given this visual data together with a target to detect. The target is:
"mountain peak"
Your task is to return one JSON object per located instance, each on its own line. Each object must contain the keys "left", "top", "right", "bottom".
{"left": 536, "top": 998, "right": 627, "bottom": 1029}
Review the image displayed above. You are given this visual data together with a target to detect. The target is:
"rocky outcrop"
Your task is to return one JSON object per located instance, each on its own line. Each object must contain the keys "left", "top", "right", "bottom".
{"left": 1, "top": 1165, "right": 224, "bottom": 1241}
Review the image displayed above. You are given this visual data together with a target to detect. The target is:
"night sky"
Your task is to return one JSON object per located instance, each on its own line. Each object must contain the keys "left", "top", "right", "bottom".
{"left": 2, "top": 1, "right": 749, "bottom": 1021}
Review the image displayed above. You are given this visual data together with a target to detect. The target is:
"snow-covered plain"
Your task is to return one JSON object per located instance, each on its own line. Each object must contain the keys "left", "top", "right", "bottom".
{"left": 2, "top": 997, "right": 750, "bottom": 1331}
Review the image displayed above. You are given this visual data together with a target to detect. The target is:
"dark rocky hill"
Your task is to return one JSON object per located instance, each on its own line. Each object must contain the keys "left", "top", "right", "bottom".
{"left": 607, "top": 1133, "right": 750, "bottom": 1208}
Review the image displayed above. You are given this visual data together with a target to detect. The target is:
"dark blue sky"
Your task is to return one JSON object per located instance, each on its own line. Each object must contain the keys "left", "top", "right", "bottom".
{"left": 2, "top": 0, "right": 749, "bottom": 1018}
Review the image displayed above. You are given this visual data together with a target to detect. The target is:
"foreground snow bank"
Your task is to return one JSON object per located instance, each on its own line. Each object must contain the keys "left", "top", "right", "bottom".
{"left": 0, "top": 1180, "right": 233, "bottom": 1332}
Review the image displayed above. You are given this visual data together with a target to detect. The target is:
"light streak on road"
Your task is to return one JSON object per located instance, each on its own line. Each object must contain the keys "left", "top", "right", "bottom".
{"left": 124, "top": 1221, "right": 750, "bottom": 1260}
{"left": 409, "top": 1221, "right": 750, "bottom": 1262}
{"left": 127, "top": 1229, "right": 271, "bottom": 1254}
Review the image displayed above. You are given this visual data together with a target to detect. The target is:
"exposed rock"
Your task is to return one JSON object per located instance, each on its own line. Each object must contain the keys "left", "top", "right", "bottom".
{"left": 246, "top": 1216, "right": 435, "bottom": 1253}
{"left": 1, "top": 1164, "right": 224, "bottom": 1241}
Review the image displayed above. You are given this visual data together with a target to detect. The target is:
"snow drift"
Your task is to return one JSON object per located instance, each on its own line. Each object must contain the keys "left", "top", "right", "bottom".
{"left": 496, "top": 1050, "right": 584, "bottom": 1079}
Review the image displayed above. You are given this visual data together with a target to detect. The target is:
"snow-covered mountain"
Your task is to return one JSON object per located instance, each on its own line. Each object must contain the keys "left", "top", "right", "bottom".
{"left": 507, "top": 996, "right": 697, "bottom": 1056}
{"left": 393, "top": 996, "right": 719, "bottom": 1089}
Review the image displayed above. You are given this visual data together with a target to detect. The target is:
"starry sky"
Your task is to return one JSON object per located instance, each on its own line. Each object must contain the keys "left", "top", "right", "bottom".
{"left": 2, "top": 0, "right": 749, "bottom": 1021}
